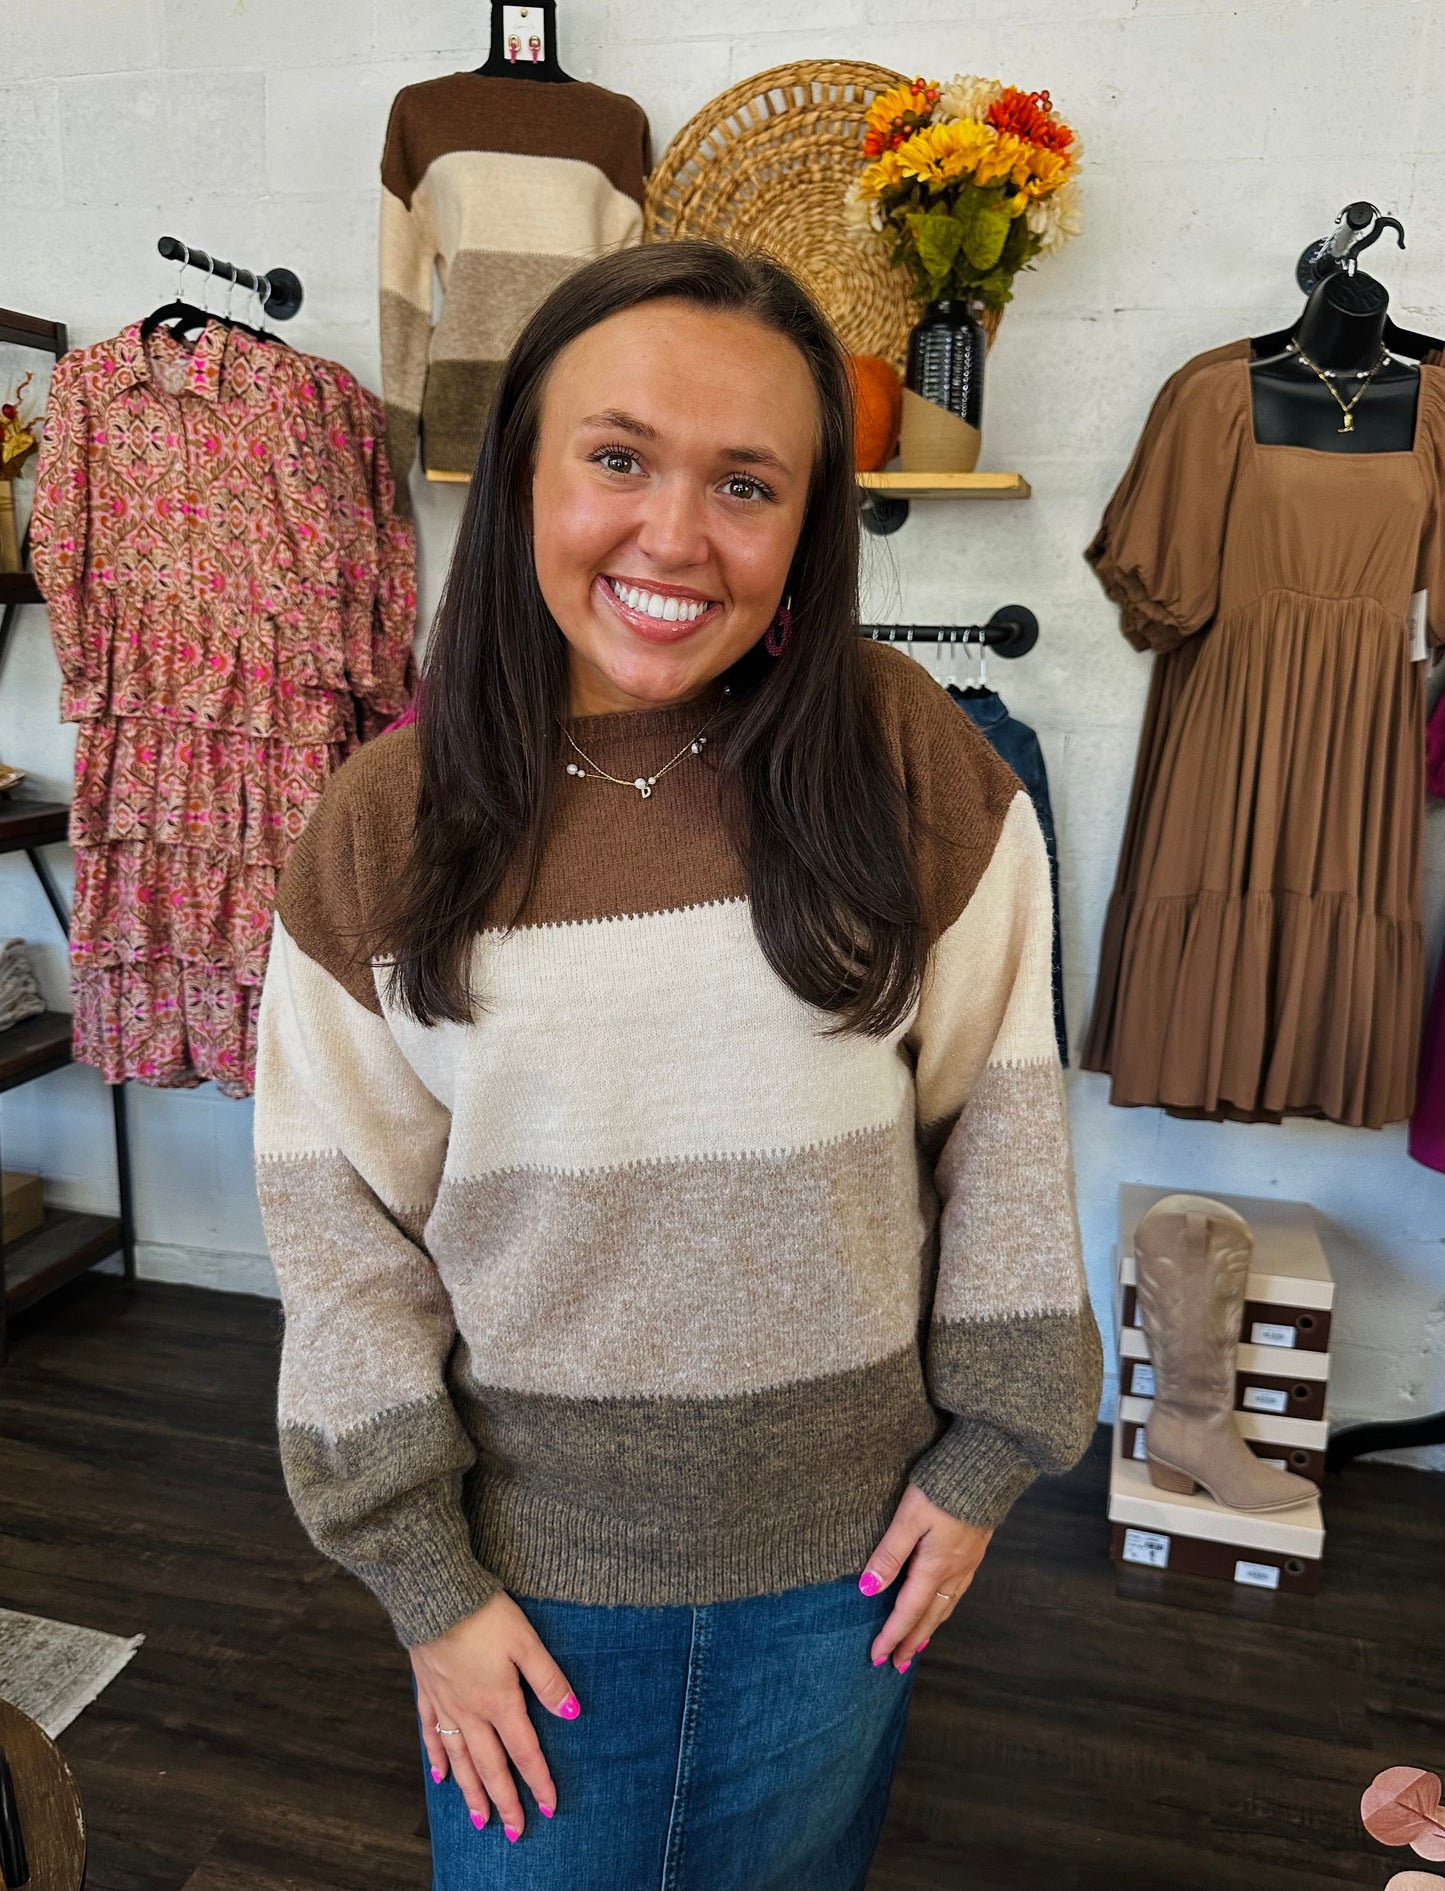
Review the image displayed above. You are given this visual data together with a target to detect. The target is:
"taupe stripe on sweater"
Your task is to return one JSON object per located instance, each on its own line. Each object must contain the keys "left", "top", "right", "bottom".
{"left": 254, "top": 639, "right": 1102, "bottom": 1645}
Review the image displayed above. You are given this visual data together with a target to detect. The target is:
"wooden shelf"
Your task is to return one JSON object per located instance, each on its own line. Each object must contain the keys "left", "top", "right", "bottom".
{"left": 857, "top": 471, "right": 1031, "bottom": 500}
{"left": 0, "top": 796, "right": 69, "bottom": 854}
{"left": 0, "top": 572, "right": 44, "bottom": 604}
{"left": 3, "top": 1208, "right": 124, "bottom": 1313}
{"left": 0, "top": 1009, "right": 72, "bottom": 1092}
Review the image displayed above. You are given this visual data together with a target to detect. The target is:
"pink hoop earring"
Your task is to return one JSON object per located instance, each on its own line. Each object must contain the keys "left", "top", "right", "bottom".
{"left": 764, "top": 600, "right": 792, "bottom": 658}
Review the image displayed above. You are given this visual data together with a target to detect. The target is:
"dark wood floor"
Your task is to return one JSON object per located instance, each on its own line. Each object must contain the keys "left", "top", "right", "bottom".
{"left": 1, "top": 1276, "right": 1440, "bottom": 1891}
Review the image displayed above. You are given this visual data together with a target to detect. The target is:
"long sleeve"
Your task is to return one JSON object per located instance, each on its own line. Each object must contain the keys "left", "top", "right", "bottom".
{"left": 904, "top": 788, "right": 1102, "bottom": 1527}
{"left": 378, "top": 95, "right": 435, "bottom": 516}
{"left": 30, "top": 357, "right": 103, "bottom": 721}
{"left": 253, "top": 785, "right": 500, "bottom": 1645}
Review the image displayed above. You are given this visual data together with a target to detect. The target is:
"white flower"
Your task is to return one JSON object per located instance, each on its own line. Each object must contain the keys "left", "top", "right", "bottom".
{"left": 937, "top": 73, "right": 1003, "bottom": 124}
{"left": 1027, "top": 176, "right": 1083, "bottom": 253}
{"left": 842, "top": 177, "right": 885, "bottom": 243}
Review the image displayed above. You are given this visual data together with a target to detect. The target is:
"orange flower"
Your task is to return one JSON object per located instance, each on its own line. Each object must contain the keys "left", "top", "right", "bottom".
{"left": 986, "top": 85, "right": 1074, "bottom": 153}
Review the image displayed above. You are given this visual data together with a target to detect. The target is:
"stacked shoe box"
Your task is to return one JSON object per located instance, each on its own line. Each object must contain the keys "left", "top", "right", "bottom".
{"left": 1107, "top": 1183, "right": 1333, "bottom": 1595}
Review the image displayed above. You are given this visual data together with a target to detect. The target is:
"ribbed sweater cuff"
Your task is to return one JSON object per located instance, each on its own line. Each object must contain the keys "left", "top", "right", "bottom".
{"left": 908, "top": 1416, "right": 1039, "bottom": 1529}
{"left": 360, "top": 1517, "right": 507, "bottom": 1648}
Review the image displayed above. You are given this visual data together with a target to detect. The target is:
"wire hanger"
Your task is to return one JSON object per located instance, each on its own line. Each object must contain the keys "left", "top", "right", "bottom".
{"left": 139, "top": 242, "right": 214, "bottom": 344}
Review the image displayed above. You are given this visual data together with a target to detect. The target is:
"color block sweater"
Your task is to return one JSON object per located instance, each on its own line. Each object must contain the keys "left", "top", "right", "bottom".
{"left": 254, "top": 641, "right": 1102, "bottom": 1647}
{"left": 379, "top": 73, "right": 650, "bottom": 504}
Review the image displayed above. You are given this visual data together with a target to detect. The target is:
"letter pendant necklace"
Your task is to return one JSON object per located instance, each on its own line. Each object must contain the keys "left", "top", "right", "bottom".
{"left": 1292, "top": 341, "right": 1390, "bottom": 433}
{"left": 558, "top": 688, "right": 730, "bottom": 799}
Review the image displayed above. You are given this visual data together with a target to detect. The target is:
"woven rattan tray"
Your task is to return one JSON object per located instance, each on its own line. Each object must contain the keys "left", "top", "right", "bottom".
{"left": 645, "top": 60, "right": 924, "bottom": 371}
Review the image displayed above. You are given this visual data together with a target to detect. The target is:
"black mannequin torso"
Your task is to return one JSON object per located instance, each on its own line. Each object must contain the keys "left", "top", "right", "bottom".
{"left": 1250, "top": 270, "right": 1419, "bottom": 453}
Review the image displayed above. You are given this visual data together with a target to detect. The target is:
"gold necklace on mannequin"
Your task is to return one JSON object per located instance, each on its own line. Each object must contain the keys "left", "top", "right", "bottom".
{"left": 1291, "top": 341, "right": 1390, "bottom": 433}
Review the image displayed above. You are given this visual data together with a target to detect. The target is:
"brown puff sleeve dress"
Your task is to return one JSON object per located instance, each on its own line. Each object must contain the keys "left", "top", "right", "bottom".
{"left": 1082, "top": 347, "right": 1445, "bottom": 1129}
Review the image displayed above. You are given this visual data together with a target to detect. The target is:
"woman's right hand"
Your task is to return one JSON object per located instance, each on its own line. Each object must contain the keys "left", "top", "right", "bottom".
{"left": 411, "top": 1592, "right": 582, "bottom": 1841}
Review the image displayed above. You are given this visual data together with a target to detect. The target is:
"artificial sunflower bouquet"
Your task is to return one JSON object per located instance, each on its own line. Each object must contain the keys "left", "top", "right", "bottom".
{"left": 0, "top": 371, "right": 43, "bottom": 573}
{"left": 845, "top": 74, "right": 1081, "bottom": 312}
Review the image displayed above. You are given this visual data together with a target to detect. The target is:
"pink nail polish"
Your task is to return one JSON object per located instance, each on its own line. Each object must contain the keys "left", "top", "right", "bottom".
{"left": 540, "top": 1804, "right": 554, "bottom": 1819}
{"left": 898, "top": 1658, "right": 912, "bottom": 1673}
{"left": 858, "top": 1570, "right": 882, "bottom": 1595}
{"left": 559, "top": 1693, "right": 580, "bottom": 1719}
{"left": 469, "top": 1811, "right": 486, "bottom": 1830}
{"left": 871, "top": 1653, "right": 886, "bottom": 1666}
{"left": 430, "top": 1766, "right": 444, "bottom": 1783}
{"left": 504, "top": 1825, "right": 520, "bottom": 1843}
{"left": 918, "top": 1638, "right": 930, "bottom": 1650}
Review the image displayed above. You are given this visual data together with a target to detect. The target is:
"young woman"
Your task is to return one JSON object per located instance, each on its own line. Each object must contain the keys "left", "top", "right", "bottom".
{"left": 254, "top": 241, "right": 1102, "bottom": 1891}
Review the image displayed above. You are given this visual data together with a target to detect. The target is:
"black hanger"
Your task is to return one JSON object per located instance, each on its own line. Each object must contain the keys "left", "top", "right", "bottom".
{"left": 138, "top": 297, "right": 213, "bottom": 343}
{"left": 1251, "top": 314, "right": 1443, "bottom": 362}
{"left": 477, "top": 1, "right": 574, "bottom": 81}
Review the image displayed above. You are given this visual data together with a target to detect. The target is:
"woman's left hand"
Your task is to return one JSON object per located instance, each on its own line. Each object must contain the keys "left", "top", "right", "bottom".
{"left": 859, "top": 1483, "right": 994, "bottom": 1671}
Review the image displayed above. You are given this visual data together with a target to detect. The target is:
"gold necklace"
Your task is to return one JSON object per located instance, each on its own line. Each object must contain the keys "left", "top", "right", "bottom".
{"left": 1292, "top": 342, "right": 1389, "bottom": 434}
{"left": 558, "top": 688, "right": 730, "bottom": 799}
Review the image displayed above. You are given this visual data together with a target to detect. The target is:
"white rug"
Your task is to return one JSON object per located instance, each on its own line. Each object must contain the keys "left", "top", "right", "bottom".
{"left": 0, "top": 1607, "right": 143, "bottom": 1737}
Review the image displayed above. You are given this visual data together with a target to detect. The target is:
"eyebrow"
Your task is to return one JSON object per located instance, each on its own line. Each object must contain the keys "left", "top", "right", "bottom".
{"left": 578, "top": 409, "right": 793, "bottom": 476}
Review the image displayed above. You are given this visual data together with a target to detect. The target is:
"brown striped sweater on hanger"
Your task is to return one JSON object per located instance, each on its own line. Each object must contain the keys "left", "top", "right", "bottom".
{"left": 378, "top": 72, "right": 650, "bottom": 509}
{"left": 253, "top": 639, "right": 1103, "bottom": 1647}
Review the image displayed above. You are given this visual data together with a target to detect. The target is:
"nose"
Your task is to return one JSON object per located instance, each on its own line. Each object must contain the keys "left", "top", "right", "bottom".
{"left": 632, "top": 470, "right": 710, "bottom": 573}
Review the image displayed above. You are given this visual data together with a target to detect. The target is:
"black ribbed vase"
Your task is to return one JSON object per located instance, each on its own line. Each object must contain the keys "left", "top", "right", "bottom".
{"left": 900, "top": 298, "right": 985, "bottom": 472}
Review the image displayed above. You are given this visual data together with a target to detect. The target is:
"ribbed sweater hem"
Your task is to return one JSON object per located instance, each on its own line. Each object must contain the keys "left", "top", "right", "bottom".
{"left": 463, "top": 1472, "right": 917, "bottom": 1610}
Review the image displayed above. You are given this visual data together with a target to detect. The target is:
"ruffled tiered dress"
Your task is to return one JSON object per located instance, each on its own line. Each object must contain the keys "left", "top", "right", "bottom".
{"left": 1083, "top": 346, "right": 1445, "bottom": 1129}
{"left": 30, "top": 321, "right": 415, "bottom": 1096}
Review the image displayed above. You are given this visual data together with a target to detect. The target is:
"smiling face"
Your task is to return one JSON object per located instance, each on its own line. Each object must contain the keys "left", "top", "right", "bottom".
{"left": 530, "top": 298, "right": 819, "bottom": 716}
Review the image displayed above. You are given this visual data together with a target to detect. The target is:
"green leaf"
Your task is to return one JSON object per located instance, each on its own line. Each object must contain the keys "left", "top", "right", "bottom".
{"left": 960, "top": 199, "right": 1012, "bottom": 273}
{"left": 905, "top": 210, "right": 966, "bottom": 298}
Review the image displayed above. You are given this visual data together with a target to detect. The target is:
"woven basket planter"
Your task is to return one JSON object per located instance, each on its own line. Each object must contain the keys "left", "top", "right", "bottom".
{"left": 646, "top": 60, "right": 1003, "bottom": 374}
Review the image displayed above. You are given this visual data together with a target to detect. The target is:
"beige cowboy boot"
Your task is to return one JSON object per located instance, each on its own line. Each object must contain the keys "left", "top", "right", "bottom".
{"left": 1134, "top": 1194, "right": 1318, "bottom": 1512}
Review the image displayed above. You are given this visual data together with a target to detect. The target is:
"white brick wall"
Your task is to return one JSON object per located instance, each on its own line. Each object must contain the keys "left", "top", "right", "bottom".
{"left": 2, "top": 0, "right": 1442, "bottom": 1461}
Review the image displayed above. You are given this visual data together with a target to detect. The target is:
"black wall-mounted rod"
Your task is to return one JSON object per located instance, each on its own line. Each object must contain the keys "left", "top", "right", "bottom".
{"left": 861, "top": 607, "right": 1039, "bottom": 658}
{"left": 157, "top": 236, "right": 304, "bottom": 321}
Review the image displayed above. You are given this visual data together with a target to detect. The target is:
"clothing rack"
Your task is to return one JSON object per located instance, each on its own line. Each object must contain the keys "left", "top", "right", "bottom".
{"left": 860, "top": 606, "right": 1038, "bottom": 658}
{"left": 156, "top": 236, "right": 304, "bottom": 321}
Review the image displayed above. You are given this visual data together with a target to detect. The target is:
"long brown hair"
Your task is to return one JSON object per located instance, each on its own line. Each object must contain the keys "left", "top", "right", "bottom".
{"left": 376, "top": 240, "right": 929, "bottom": 1038}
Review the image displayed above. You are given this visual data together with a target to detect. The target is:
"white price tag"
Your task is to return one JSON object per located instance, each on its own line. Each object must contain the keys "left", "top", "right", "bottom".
{"left": 1131, "top": 1428, "right": 1148, "bottom": 1461}
{"left": 1258, "top": 1456, "right": 1288, "bottom": 1471}
{"left": 1409, "top": 588, "right": 1429, "bottom": 662}
{"left": 1243, "top": 1384, "right": 1290, "bottom": 1414}
{"left": 1122, "top": 1528, "right": 1170, "bottom": 1569}
{"left": 1234, "top": 1559, "right": 1281, "bottom": 1589}
{"left": 1251, "top": 1321, "right": 1298, "bottom": 1349}
{"left": 1132, "top": 1363, "right": 1156, "bottom": 1397}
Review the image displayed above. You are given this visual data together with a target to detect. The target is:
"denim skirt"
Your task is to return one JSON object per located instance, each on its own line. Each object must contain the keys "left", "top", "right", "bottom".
{"left": 419, "top": 1570, "right": 917, "bottom": 1891}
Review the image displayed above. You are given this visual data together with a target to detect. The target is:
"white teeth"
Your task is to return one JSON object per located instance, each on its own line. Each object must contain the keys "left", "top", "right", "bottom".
{"left": 609, "top": 579, "right": 713, "bottom": 622}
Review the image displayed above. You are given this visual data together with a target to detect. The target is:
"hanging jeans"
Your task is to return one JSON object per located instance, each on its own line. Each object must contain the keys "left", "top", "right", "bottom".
{"left": 951, "top": 687, "right": 1069, "bottom": 1065}
{"left": 417, "top": 1570, "right": 917, "bottom": 1891}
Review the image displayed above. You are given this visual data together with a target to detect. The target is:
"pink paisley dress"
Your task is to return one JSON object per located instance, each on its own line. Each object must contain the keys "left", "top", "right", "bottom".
{"left": 30, "top": 320, "right": 416, "bottom": 1096}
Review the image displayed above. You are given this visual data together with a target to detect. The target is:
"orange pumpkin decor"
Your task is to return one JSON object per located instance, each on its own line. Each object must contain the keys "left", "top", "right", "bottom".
{"left": 846, "top": 354, "right": 902, "bottom": 472}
